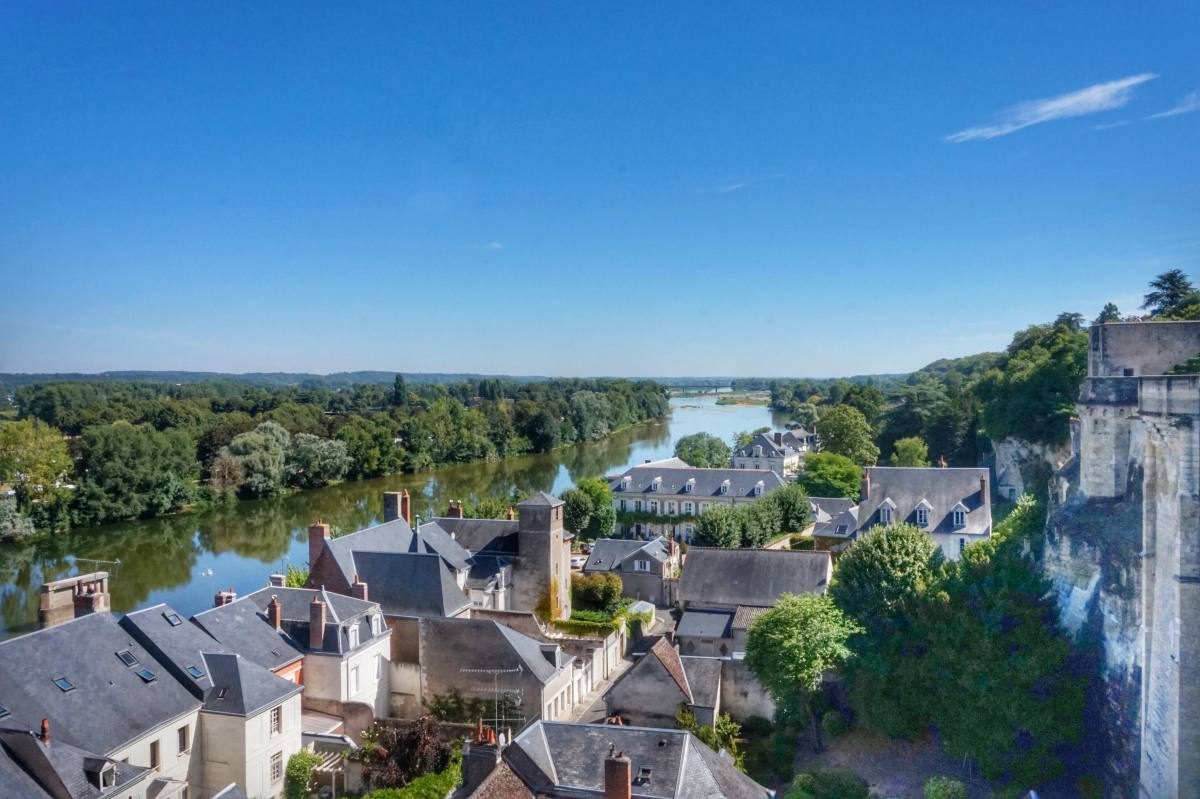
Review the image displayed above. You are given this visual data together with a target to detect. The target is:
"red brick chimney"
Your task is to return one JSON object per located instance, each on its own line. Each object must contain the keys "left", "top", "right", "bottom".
{"left": 40, "top": 718, "right": 50, "bottom": 745}
{"left": 308, "top": 522, "right": 331, "bottom": 574}
{"left": 604, "top": 749, "right": 632, "bottom": 799}
{"left": 401, "top": 490, "right": 412, "bottom": 525}
{"left": 214, "top": 588, "right": 237, "bottom": 608}
{"left": 447, "top": 500, "right": 464, "bottom": 519}
{"left": 351, "top": 574, "right": 369, "bottom": 602}
{"left": 309, "top": 595, "right": 326, "bottom": 650}
{"left": 383, "top": 491, "right": 403, "bottom": 523}
{"left": 267, "top": 595, "right": 283, "bottom": 631}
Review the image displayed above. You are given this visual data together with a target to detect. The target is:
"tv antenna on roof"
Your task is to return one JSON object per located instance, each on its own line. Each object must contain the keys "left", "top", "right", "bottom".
{"left": 460, "top": 664, "right": 525, "bottom": 733}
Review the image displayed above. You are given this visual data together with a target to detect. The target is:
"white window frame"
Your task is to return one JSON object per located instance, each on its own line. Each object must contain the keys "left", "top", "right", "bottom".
{"left": 915, "top": 508, "right": 929, "bottom": 527}
{"left": 880, "top": 507, "right": 892, "bottom": 524}
{"left": 953, "top": 508, "right": 966, "bottom": 527}
{"left": 270, "top": 705, "right": 282, "bottom": 735}
{"left": 347, "top": 624, "right": 359, "bottom": 649}
{"left": 633, "top": 559, "right": 651, "bottom": 573}
{"left": 350, "top": 665, "right": 360, "bottom": 695}
{"left": 270, "top": 751, "right": 283, "bottom": 783}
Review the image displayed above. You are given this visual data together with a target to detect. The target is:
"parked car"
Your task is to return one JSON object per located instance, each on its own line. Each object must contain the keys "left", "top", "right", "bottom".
{"left": 570, "top": 554, "right": 587, "bottom": 569}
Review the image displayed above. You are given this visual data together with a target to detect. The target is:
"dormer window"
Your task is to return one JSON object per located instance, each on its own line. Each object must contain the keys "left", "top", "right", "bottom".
{"left": 914, "top": 499, "right": 932, "bottom": 528}
{"left": 878, "top": 498, "right": 895, "bottom": 525}
{"left": 650, "top": 477, "right": 661, "bottom": 492}
{"left": 719, "top": 480, "right": 730, "bottom": 495}
{"left": 347, "top": 625, "right": 360, "bottom": 649}
{"left": 621, "top": 476, "right": 632, "bottom": 491}
{"left": 101, "top": 764, "right": 115, "bottom": 789}
{"left": 752, "top": 445, "right": 763, "bottom": 457}
{"left": 684, "top": 478, "right": 695, "bottom": 493}
{"left": 753, "top": 480, "right": 764, "bottom": 497}
{"left": 952, "top": 504, "right": 967, "bottom": 528}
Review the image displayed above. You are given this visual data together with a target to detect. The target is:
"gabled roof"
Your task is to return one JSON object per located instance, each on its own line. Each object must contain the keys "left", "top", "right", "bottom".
{"left": 120, "top": 604, "right": 230, "bottom": 697}
{"left": 680, "top": 657, "right": 722, "bottom": 709}
{"left": 200, "top": 653, "right": 301, "bottom": 717}
{"left": 0, "top": 613, "right": 200, "bottom": 756}
{"left": 610, "top": 466, "right": 785, "bottom": 498}
{"left": 733, "top": 432, "right": 798, "bottom": 459}
{"left": 647, "top": 637, "right": 692, "bottom": 703}
{"left": 731, "top": 606, "right": 770, "bottom": 631}
{"left": 420, "top": 618, "right": 570, "bottom": 685}
{"left": 857, "top": 467, "right": 992, "bottom": 538}
{"left": 0, "top": 727, "right": 150, "bottom": 799}
{"left": 583, "top": 538, "right": 670, "bottom": 573}
{"left": 423, "top": 518, "right": 519, "bottom": 557}
{"left": 678, "top": 548, "right": 832, "bottom": 608}
{"left": 504, "top": 721, "right": 772, "bottom": 799}
{"left": 192, "top": 598, "right": 305, "bottom": 672}
{"left": 350, "top": 551, "right": 471, "bottom": 618}
{"left": 238, "top": 587, "right": 386, "bottom": 655}
{"left": 320, "top": 516, "right": 472, "bottom": 586}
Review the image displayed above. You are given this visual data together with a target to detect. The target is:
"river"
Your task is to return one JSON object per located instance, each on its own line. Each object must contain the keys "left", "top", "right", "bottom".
{"left": 0, "top": 395, "right": 787, "bottom": 639}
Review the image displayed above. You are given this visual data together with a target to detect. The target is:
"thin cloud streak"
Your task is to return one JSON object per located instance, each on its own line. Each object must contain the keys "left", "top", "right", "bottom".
{"left": 485, "top": 241, "right": 504, "bottom": 250}
{"left": 946, "top": 73, "right": 1157, "bottom": 142}
{"left": 1146, "top": 90, "right": 1200, "bottom": 119}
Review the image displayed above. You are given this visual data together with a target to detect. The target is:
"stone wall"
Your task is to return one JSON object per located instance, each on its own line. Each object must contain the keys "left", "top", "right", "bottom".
{"left": 1089, "top": 321, "right": 1200, "bottom": 377}
{"left": 719, "top": 659, "right": 775, "bottom": 721}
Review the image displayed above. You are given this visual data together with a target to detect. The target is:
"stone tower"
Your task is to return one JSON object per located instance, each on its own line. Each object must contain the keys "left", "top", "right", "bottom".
{"left": 1068, "top": 322, "right": 1200, "bottom": 797}
{"left": 515, "top": 491, "right": 572, "bottom": 620}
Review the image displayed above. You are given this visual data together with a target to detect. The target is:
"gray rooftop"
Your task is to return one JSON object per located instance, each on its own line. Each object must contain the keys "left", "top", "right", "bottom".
{"left": 505, "top": 720, "right": 771, "bottom": 798}
{"left": 0, "top": 612, "right": 200, "bottom": 756}
{"left": 323, "top": 516, "right": 472, "bottom": 580}
{"left": 809, "top": 496, "right": 859, "bottom": 538}
{"left": 519, "top": 491, "right": 563, "bottom": 508}
{"left": 423, "top": 517, "right": 519, "bottom": 557}
{"left": 421, "top": 618, "right": 570, "bottom": 685}
{"left": 733, "top": 432, "right": 798, "bottom": 459}
{"left": 583, "top": 538, "right": 670, "bottom": 573}
{"left": 241, "top": 587, "right": 386, "bottom": 655}
{"left": 192, "top": 597, "right": 305, "bottom": 672}
{"left": 676, "top": 609, "right": 734, "bottom": 640}
{"left": 200, "top": 652, "right": 301, "bottom": 717}
{"left": 350, "top": 551, "right": 471, "bottom": 618}
{"left": 678, "top": 548, "right": 832, "bottom": 608}
{"left": 0, "top": 727, "right": 151, "bottom": 799}
{"left": 857, "top": 467, "right": 991, "bottom": 538}
{"left": 680, "top": 657, "right": 723, "bottom": 710}
{"left": 610, "top": 464, "right": 785, "bottom": 499}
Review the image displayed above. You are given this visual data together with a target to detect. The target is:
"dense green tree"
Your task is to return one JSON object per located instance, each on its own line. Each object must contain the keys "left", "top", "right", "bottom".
{"left": 770, "top": 484, "right": 812, "bottom": 532}
{"left": 975, "top": 320, "right": 1087, "bottom": 445}
{"left": 733, "top": 427, "right": 772, "bottom": 450}
{"left": 797, "top": 453, "right": 862, "bottom": 500}
{"left": 227, "top": 421, "right": 291, "bottom": 498}
{"left": 561, "top": 487, "right": 593, "bottom": 536}
{"left": 693, "top": 504, "right": 741, "bottom": 548}
{"left": 890, "top": 436, "right": 930, "bottom": 467}
{"left": 336, "top": 416, "right": 402, "bottom": 479}
{"left": 674, "top": 432, "right": 732, "bottom": 468}
{"left": 576, "top": 477, "right": 616, "bottom": 539}
{"left": 0, "top": 419, "right": 72, "bottom": 509}
{"left": 73, "top": 421, "right": 196, "bottom": 524}
{"left": 839, "top": 385, "right": 886, "bottom": 430}
{"left": 286, "top": 433, "right": 351, "bottom": 488}
{"left": 1142, "top": 268, "right": 1195, "bottom": 316}
{"left": 1095, "top": 302, "right": 1121, "bottom": 324}
{"left": 745, "top": 594, "right": 862, "bottom": 751}
{"left": 790, "top": 403, "right": 819, "bottom": 431}
{"left": 814, "top": 405, "right": 878, "bottom": 466}
{"left": 208, "top": 451, "right": 244, "bottom": 496}
{"left": 1053, "top": 311, "right": 1085, "bottom": 332}
{"left": 568, "top": 390, "right": 613, "bottom": 441}
{"left": 0, "top": 497, "right": 35, "bottom": 540}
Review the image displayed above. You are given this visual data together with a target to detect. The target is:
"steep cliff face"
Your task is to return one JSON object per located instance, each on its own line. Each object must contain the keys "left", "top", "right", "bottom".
{"left": 1043, "top": 457, "right": 1144, "bottom": 797}
{"left": 992, "top": 436, "right": 1068, "bottom": 500}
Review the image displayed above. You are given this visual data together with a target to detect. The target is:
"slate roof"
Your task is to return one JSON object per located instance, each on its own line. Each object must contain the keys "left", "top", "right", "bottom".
{"left": 192, "top": 598, "right": 305, "bottom": 672}
{"left": 647, "top": 637, "right": 692, "bottom": 703}
{"left": 809, "top": 497, "right": 859, "bottom": 538}
{"left": 503, "top": 721, "right": 772, "bottom": 799}
{"left": 675, "top": 609, "right": 733, "bottom": 640}
{"left": 678, "top": 548, "right": 832, "bottom": 608}
{"left": 239, "top": 587, "right": 385, "bottom": 655}
{"left": 680, "top": 657, "right": 722, "bottom": 710}
{"left": 322, "top": 517, "right": 472, "bottom": 581}
{"left": 0, "top": 612, "right": 201, "bottom": 756}
{"left": 421, "top": 618, "right": 571, "bottom": 685}
{"left": 730, "top": 606, "right": 770, "bottom": 631}
{"left": 349, "top": 551, "right": 471, "bottom": 618}
{"left": 520, "top": 491, "right": 563, "bottom": 508}
{"left": 732, "top": 433, "right": 798, "bottom": 459}
{"left": 610, "top": 465, "right": 785, "bottom": 498}
{"left": 121, "top": 604, "right": 234, "bottom": 696}
{"left": 213, "top": 784, "right": 250, "bottom": 799}
{"left": 583, "top": 538, "right": 670, "bottom": 573}
{"left": 857, "top": 467, "right": 992, "bottom": 538}
{"left": 200, "top": 652, "right": 301, "bottom": 717}
{"left": 424, "top": 518, "right": 519, "bottom": 557}
{"left": 466, "top": 556, "right": 513, "bottom": 591}
{"left": 0, "top": 727, "right": 151, "bottom": 799}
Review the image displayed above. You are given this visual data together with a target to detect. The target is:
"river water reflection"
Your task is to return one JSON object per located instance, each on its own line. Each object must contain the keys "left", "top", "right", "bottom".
{"left": 0, "top": 395, "right": 786, "bottom": 638}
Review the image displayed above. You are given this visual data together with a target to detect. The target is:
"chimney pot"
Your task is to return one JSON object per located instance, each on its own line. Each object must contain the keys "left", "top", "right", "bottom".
{"left": 352, "top": 574, "right": 369, "bottom": 602}
{"left": 605, "top": 749, "right": 632, "bottom": 799}
{"left": 40, "top": 718, "right": 50, "bottom": 745}
{"left": 447, "top": 500, "right": 464, "bottom": 519}
{"left": 505, "top": 507, "right": 516, "bottom": 521}
{"left": 309, "top": 595, "right": 326, "bottom": 650}
{"left": 267, "top": 595, "right": 283, "bottom": 631}
{"left": 383, "top": 491, "right": 404, "bottom": 523}
{"left": 268, "top": 573, "right": 285, "bottom": 587}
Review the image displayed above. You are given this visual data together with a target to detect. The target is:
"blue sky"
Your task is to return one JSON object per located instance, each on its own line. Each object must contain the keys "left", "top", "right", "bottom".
{"left": 2, "top": 2, "right": 1197, "bottom": 377}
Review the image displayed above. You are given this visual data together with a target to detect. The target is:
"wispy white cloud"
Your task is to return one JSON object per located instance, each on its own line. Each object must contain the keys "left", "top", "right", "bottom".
{"left": 717, "top": 181, "right": 750, "bottom": 194}
{"left": 946, "top": 73, "right": 1157, "bottom": 142}
{"left": 1146, "top": 90, "right": 1200, "bottom": 120}
{"left": 485, "top": 241, "right": 504, "bottom": 250}
{"left": 712, "top": 173, "right": 784, "bottom": 194}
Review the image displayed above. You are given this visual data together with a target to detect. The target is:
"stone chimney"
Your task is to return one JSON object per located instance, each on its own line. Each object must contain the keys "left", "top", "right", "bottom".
{"left": 40, "top": 718, "right": 50, "bottom": 745}
{"left": 447, "top": 500, "right": 464, "bottom": 519}
{"left": 39, "top": 572, "right": 110, "bottom": 629}
{"left": 267, "top": 595, "right": 283, "bottom": 630}
{"left": 980, "top": 473, "right": 990, "bottom": 507}
{"left": 308, "top": 522, "right": 331, "bottom": 574}
{"left": 604, "top": 748, "right": 632, "bottom": 799}
{"left": 774, "top": 431, "right": 783, "bottom": 446}
{"left": 351, "top": 574, "right": 369, "bottom": 602}
{"left": 268, "top": 573, "right": 285, "bottom": 587}
{"left": 309, "top": 595, "right": 326, "bottom": 650}
{"left": 213, "top": 588, "right": 237, "bottom": 608}
{"left": 383, "top": 490, "right": 413, "bottom": 525}
{"left": 860, "top": 469, "right": 872, "bottom": 503}
{"left": 505, "top": 507, "right": 516, "bottom": 521}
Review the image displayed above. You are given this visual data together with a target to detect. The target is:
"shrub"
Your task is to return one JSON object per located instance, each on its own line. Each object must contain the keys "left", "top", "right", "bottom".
{"left": 806, "top": 766, "right": 869, "bottom": 799}
{"left": 284, "top": 749, "right": 323, "bottom": 799}
{"left": 769, "top": 731, "right": 796, "bottom": 783}
{"left": 571, "top": 571, "right": 622, "bottom": 611}
{"left": 790, "top": 534, "right": 816, "bottom": 550}
{"left": 923, "top": 776, "right": 968, "bottom": 799}
{"left": 819, "top": 710, "right": 849, "bottom": 738}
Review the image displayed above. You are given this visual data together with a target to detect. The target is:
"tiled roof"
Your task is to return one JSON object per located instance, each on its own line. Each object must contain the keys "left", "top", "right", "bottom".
{"left": 200, "top": 652, "right": 301, "bottom": 717}
{"left": 731, "top": 606, "right": 770, "bottom": 630}
{"left": 678, "top": 548, "right": 832, "bottom": 607}
{"left": 610, "top": 465, "right": 785, "bottom": 498}
{"left": 649, "top": 637, "right": 692, "bottom": 704}
{"left": 464, "top": 759, "right": 531, "bottom": 798}
{"left": 350, "top": 551, "right": 471, "bottom": 618}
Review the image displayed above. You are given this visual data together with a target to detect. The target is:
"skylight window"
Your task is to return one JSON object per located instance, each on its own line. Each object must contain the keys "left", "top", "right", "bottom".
{"left": 53, "top": 677, "right": 75, "bottom": 692}
{"left": 0, "top": 704, "right": 10, "bottom": 719}
{"left": 216, "top": 687, "right": 229, "bottom": 700}
{"left": 163, "top": 611, "right": 183, "bottom": 627}
{"left": 116, "top": 650, "right": 139, "bottom": 668}
{"left": 135, "top": 668, "right": 157, "bottom": 683}
{"left": 186, "top": 665, "right": 205, "bottom": 679}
